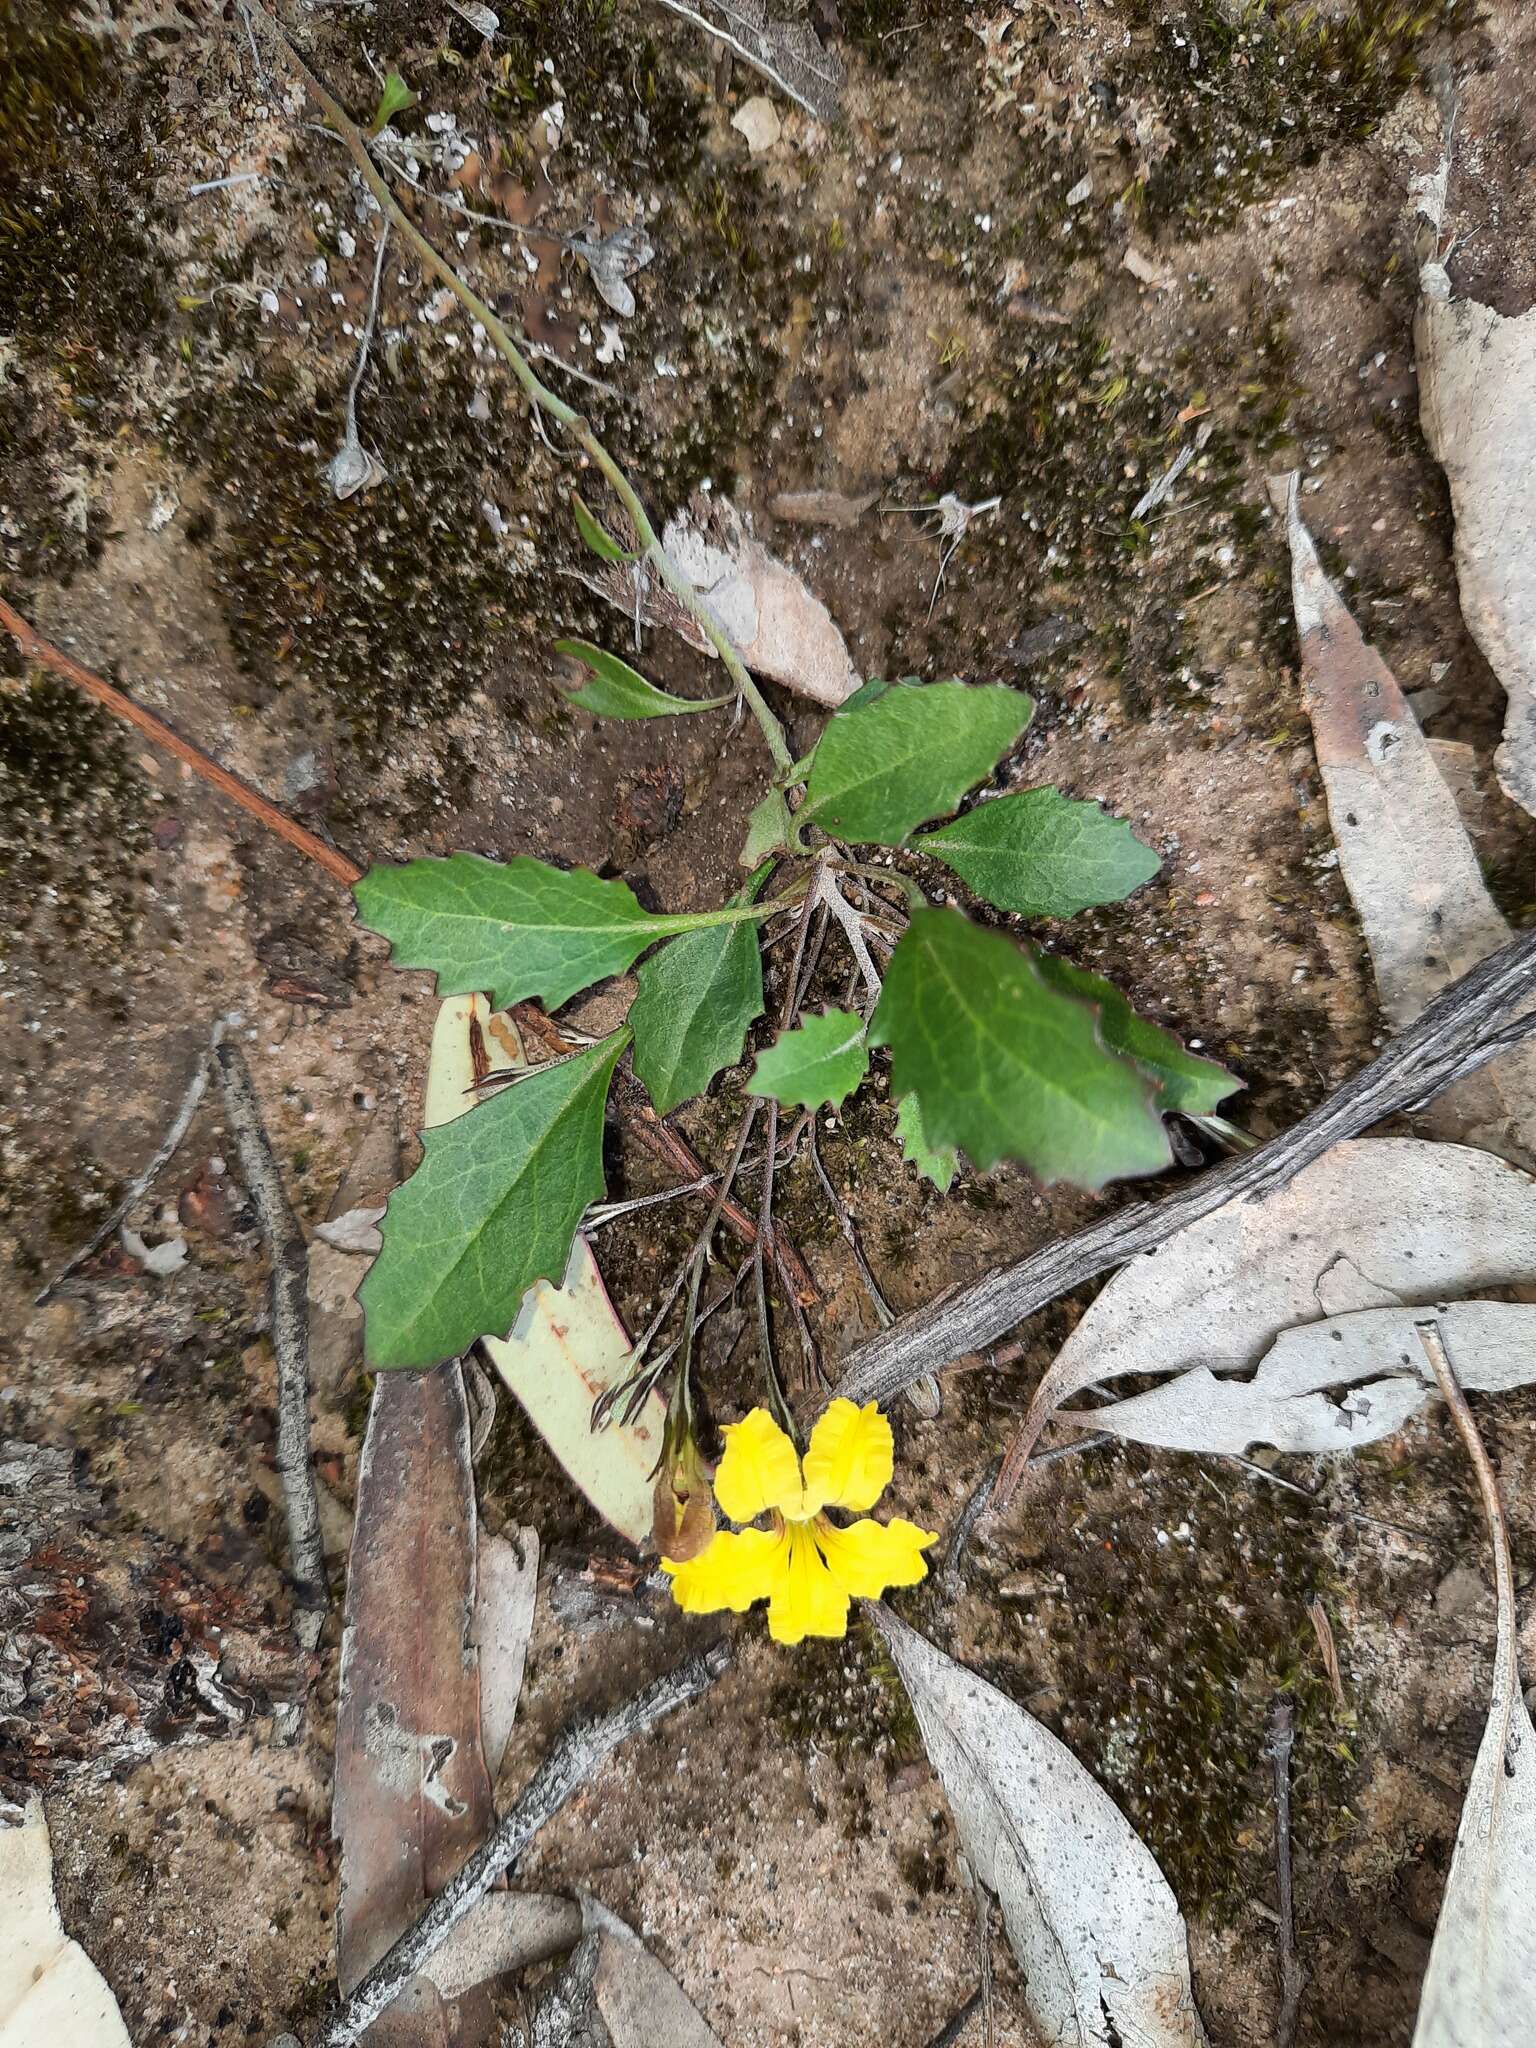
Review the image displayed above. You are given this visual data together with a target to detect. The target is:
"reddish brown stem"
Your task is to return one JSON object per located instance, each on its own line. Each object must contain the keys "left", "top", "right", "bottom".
{"left": 2, "top": 597, "right": 818, "bottom": 1301}
{"left": 0, "top": 597, "right": 365, "bottom": 888}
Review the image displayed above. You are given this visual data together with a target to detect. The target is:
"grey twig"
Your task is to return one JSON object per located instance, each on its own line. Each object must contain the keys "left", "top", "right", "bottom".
{"left": 922, "top": 1987, "right": 984, "bottom": 2048}
{"left": 1267, "top": 1697, "right": 1305, "bottom": 2048}
{"left": 214, "top": 1040, "right": 327, "bottom": 1741}
{"left": 831, "top": 927, "right": 1536, "bottom": 1457}
{"left": 38, "top": 1016, "right": 225, "bottom": 1303}
{"left": 314, "top": 1644, "right": 730, "bottom": 2046}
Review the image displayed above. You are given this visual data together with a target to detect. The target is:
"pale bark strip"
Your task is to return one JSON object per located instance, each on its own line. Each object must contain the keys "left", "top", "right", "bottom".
{"left": 829, "top": 928, "right": 1536, "bottom": 1485}
{"left": 214, "top": 1040, "right": 328, "bottom": 1736}
{"left": 315, "top": 1645, "right": 730, "bottom": 2047}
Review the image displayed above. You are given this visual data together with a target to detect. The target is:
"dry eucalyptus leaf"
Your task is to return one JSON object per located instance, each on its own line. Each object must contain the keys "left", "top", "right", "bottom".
{"left": 661, "top": 495, "right": 861, "bottom": 706}
{"left": 0, "top": 1801, "right": 131, "bottom": 2047}
{"left": 875, "top": 1611, "right": 1207, "bottom": 2048}
{"left": 314, "top": 1204, "right": 386, "bottom": 1254}
{"left": 1411, "top": 1340, "right": 1536, "bottom": 2047}
{"left": 1271, "top": 472, "right": 1536, "bottom": 1168}
{"left": 1417, "top": 259, "right": 1536, "bottom": 818}
{"left": 474, "top": 1523, "right": 539, "bottom": 1786}
{"left": 420, "top": 1894, "right": 580, "bottom": 2002}
{"left": 1087, "top": 1300, "right": 1536, "bottom": 1457}
{"left": 576, "top": 1898, "right": 725, "bottom": 2048}
{"left": 1011, "top": 1139, "right": 1536, "bottom": 1465}
{"left": 448, "top": 0, "right": 499, "bottom": 34}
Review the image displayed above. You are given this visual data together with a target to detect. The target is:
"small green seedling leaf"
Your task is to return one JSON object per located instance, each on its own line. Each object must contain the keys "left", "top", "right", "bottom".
{"left": 370, "top": 69, "right": 418, "bottom": 134}
{"left": 1034, "top": 953, "right": 1241, "bottom": 1118}
{"left": 360, "top": 1030, "right": 628, "bottom": 1369}
{"left": 801, "top": 678, "right": 1034, "bottom": 844}
{"left": 749, "top": 1008, "right": 869, "bottom": 1111}
{"left": 917, "top": 788, "right": 1161, "bottom": 918}
{"left": 354, "top": 853, "right": 762, "bottom": 1012}
{"left": 555, "top": 638, "right": 732, "bottom": 721}
{"left": 632, "top": 895, "right": 766, "bottom": 1116}
{"left": 895, "top": 1092, "right": 957, "bottom": 1193}
{"left": 740, "top": 786, "right": 796, "bottom": 866}
{"left": 869, "top": 908, "right": 1171, "bottom": 1188}
{"left": 570, "top": 490, "right": 637, "bottom": 562}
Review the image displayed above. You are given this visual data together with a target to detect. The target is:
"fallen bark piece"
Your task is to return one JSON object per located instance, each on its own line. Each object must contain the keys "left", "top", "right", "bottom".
{"left": 0, "top": 1801, "right": 131, "bottom": 2047}
{"left": 1416, "top": 261, "right": 1536, "bottom": 818}
{"left": 768, "top": 487, "right": 878, "bottom": 528}
{"left": 334, "top": 1365, "right": 499, "bottom": 2046}
{"left": 1271, "top": 472, "right": 1536, "bottom": 1168}
{"left": 1085, "top": 1299, "right": 1536, "bottom": 1456}
{"left": 1411, "top": 1323, "right": 1536, "bottom": 2048}
{"left": 875, "top": 1610, "right": 1206, "bottom": 2047}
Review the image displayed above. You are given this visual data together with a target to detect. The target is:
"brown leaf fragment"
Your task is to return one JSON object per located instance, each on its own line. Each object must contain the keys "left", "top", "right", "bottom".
{"left": 334, "top": 1365, "right": 498, "bottom": 2044}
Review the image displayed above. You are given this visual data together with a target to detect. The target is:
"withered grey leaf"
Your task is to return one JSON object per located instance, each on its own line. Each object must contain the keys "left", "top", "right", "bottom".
{"left": 1087, "top": 1299, "right": 1536, "bottom": 1457}
{"left": 875, "top": 1610, "right": 1207, "bottom": 2047}
{"left": 569, "top": 226, "right": 655, "bottom": 319}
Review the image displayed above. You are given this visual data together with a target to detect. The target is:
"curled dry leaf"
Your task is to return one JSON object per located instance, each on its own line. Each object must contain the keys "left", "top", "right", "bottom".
{"left": 1416, "top": 244, "right": 1536, "bottom": 819}
{"left": 1007, "top": 1138, "right": 1536, "bottom": 1477}
{"left": 875, "top": 1610, "right": 1207, "bottom": 2048}
{"left": 586, "top": 495, "right": 861, "bottom": 708}
{"left": 1271, "top": 473, "right": 1536, "bottom": 1169}
{"left": 567, "top": 226, "right": 654, "bottom": 319}
{"left": 1411, "top": 1325, "right": 1536, "bottom": 2048}
{"left": 0, "top": 1800, "right": 131, "bottom": 2047}
{"left": 1086, "top": 1299, "right": 1536, "bottom": 1457}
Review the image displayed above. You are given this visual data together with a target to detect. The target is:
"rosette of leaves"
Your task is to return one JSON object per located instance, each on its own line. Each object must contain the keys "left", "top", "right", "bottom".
{"left": 352, "top": 616, "right": 1237, "bottom": 1373}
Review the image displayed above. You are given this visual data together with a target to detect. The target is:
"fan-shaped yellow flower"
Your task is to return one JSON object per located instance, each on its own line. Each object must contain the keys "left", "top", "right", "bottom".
{"left": 662, "top": 1400, "right": 936, "bottom": 1643}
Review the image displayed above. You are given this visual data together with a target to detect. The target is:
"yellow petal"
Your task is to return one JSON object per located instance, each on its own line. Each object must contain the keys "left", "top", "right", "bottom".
{"left": 814, "top": 1514, "right": 936, "bottom": 1600}
{"left": 767, "top": 1522, "right": 850, "bottom": 1644}
{"left": 713, "top": 1407, "right": 807, "bottom": 1522}
{"left": 663, "top": 1525, "right": 786, "bottom": 1615}
{"left": 802, "top": 1398, "right": 893, "bottom": 1514}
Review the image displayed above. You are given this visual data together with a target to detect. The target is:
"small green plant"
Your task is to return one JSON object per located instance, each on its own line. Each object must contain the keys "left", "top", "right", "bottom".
{"left": 353, "top": 498, "right": 1239, "bottom": 1387}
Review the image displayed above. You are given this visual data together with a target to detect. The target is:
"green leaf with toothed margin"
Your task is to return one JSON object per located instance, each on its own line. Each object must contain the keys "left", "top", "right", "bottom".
{"left": 800, "top": 678, "right": 1034, "bottom": 845}
{"left": 895, "top": 1093, "right": 957, "bottom": 1193}
{"left": 748, "top": 1008, "right": 869, "bottom": 1112}
{"left": 917, "top": 787, "right": 1162, "bottom": 919}
{"left": 869, "top": 908, "right": 1171, "bottom": 1189}
{"left": 631, "top": 872, "right": 769, "bottom": 1117}
{"left": 1033, "top": 953, "right": 1241, "bottom": 1118}
{"left": 360, "top": 1030, "right": 628, "bottom": 1370}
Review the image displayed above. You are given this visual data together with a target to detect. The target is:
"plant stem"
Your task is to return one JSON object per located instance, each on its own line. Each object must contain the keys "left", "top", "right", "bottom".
{"left": 247, "top": 3, "right": 795, "bottom": 779}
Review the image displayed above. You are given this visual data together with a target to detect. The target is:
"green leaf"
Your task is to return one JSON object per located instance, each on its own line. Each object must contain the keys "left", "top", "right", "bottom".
{"left": 360, "top": 1031, "right": 627, "bottom": 1369}
{"left": 917, "top": 788, "right": 1162, "bottom": 918}
{"left": 369, "top": 69, "right": 418, "bottom": 133}
{"left": 740, "top": 785, "right": 795, "bottom": 866}
{"left": 801, "top": 678, "right": 1034, "bottom": 844}
{"left": 1033, "top": 953, "right": 1241, "bottom": 1117}
{"left": 748, "top": 1008, "right": 869, "bottom": 1111}
{"left": 353, "top": 853, "right": 759, "bottom": 1012}
{"left": 555, "top": 638, "right": 731, "bottom": 721}
{"left": 895, "top": 1093, "right": 956, "bottom": 1193}
{"left": 868, "top": 908, "right": 1171, "bottom": 1188}
{"left": 632, "top": 899, "right": 766, "bottom": 1116}
{"left": 570, "top": 490, "right": 636, "bottom": 562}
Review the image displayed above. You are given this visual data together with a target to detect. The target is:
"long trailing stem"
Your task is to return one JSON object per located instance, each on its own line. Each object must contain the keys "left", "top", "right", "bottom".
{"left": 246, "top": 2, "right": 794, "bottom": 779}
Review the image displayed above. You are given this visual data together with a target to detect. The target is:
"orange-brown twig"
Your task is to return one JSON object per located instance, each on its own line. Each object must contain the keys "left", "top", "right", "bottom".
{"left": 0, "top": 596, "right": 365, "bottom": 888}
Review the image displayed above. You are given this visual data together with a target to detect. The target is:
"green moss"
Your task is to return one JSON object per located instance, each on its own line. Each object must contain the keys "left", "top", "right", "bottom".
{"left": 1044, "top": 1449, "right": 1358, "bottom": 1920}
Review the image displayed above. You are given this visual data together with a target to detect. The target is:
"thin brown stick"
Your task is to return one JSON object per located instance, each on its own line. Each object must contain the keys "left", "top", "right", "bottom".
{"left": 1416, "top": 1321, "right": 1517, "bottom": 1649}
{"left": 0, "top": 598, "right": 365, "bottom": 888}
{"left": 1267, "top": 1696, "right": 1305, "bottom": 2048}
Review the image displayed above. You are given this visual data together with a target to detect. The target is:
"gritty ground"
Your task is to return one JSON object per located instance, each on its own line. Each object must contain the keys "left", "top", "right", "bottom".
{"left": 3, "top": 1, "right": 1536, "bottom": 2044}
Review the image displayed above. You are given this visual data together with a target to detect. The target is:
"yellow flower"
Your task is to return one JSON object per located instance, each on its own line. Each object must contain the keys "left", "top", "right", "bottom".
{"left": 662, "top": 1401, "right": 936, "bottom": 1644}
